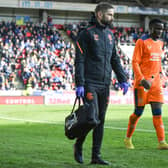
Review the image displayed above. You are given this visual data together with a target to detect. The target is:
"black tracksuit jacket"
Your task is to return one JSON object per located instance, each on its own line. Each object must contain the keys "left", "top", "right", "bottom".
{"left": 75, "top": 19, "right": 127, "bottom": 87}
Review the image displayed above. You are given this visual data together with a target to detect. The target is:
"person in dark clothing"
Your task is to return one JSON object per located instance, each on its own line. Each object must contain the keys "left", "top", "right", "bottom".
{"left": 74, "top": 2, "right": 129, "bottom": 165}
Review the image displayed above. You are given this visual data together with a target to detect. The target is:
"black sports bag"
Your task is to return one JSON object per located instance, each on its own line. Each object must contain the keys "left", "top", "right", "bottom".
{"left": 65, "top": 97, "right": 100, "bottom": 140}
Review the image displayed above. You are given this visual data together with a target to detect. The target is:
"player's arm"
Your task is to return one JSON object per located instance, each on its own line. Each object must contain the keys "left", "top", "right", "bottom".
{"left": 75, "top": 29, "right": 89, "bottom": 87}
{"left": 132, "top": 39, "right": 144, "bottom": 83}
{"left": 132, "top": 39, "right": 152, "bottom": 89}
{"left": 159, "top": 42, "right": 167, "bottom": 86}
{"left": 159, "top": 41, "right": 165, "bottom": 77}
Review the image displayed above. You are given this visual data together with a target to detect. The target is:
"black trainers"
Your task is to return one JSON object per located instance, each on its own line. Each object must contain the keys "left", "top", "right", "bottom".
{"left": 73, "top": 143, "right": 83, "bottom": 164}
{"left": 91, "top": 155, "right": 110, "bottom": 165}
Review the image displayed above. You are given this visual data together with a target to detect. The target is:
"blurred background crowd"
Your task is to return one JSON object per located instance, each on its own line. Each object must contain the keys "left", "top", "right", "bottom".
{"left": 0, "top": 20, "right": 167, "bottom": 91}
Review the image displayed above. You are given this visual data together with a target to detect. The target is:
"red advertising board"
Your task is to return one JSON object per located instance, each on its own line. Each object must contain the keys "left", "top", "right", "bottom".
{"left": 45, "top": 90, "right": 168, "bottom": 105}
{"left": 1, "top": 90, "right": 168, "bottom": 105}
{"left": 44, "top": 91, "right": 134, "bottom": 105}
{"left": 0, "top": 96, "right": 44, "bottom": 105}
{"left": 45, "top": 91, "right": 75, "bottom": 105}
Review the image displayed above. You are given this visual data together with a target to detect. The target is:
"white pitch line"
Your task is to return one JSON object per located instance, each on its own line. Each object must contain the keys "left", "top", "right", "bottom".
{"left": 0, "top": 116, "right": 56, "bottom": 124}
{"left": 105, "top": 126, "right": 156, "bottom": 133}
{"left": 0, "top": 116, "right": 168, "bottom": 134}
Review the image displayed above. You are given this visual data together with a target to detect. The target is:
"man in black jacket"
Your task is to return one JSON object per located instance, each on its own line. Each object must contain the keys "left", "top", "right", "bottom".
{"left": 74, "top": 2, "right": 129, "bottom": 165}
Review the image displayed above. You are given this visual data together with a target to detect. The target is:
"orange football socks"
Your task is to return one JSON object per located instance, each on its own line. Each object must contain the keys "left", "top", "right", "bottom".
{"left": 126, "top": 113, "right": 140, "bottom": 138}
{"left": 153, "top": 115, "right": 165, "bottom": 142}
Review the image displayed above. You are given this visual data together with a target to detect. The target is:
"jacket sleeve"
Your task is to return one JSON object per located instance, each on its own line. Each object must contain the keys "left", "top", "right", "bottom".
{"left": 111, "top": 42, "right": 127, "bottom": 83}
{"left": 75, "top": 29, "right": 89, "bottom": 86}
{"left": 132, "top": 39, "right": 144, "bottom": 83}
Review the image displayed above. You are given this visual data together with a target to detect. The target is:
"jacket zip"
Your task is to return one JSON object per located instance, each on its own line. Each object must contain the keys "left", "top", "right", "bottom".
{"left": 103, "top": 29, "right": 106, "bottom": 83}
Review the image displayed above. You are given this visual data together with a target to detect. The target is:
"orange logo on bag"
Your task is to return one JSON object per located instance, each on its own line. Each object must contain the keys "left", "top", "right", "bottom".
{"left": 94, "top": 34, "right": 99, "bottom": 41}
{"left": 108, "top": 34, "right": 112, "bottom": 44}
{"left": 86, "top": 92, "right": 93, "bottom": 100}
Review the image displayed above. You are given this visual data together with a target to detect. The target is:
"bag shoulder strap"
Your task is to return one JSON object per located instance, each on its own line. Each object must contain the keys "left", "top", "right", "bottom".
{"left": 71, "top": 97, "right": 80, "bottom": 114}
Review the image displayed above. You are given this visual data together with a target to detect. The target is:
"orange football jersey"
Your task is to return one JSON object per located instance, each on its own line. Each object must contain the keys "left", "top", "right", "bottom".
{"left": 132, "top": 38, "right": 164, "bottom": 88}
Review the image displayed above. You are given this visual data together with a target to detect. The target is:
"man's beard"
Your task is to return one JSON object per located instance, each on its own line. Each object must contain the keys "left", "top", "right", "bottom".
{"left": 101, "top": 19, "right": 112, "bottom": 26}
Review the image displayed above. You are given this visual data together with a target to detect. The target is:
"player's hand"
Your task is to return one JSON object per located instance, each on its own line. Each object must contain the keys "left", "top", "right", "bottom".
{"left": 140, "top": 79, "right": 152, "bottom": 90}
{"left": 119, "top": 82, "right": 129, "bottom": 95}
{"left": 76, "top": 86, "right": 84, "bottom": 98}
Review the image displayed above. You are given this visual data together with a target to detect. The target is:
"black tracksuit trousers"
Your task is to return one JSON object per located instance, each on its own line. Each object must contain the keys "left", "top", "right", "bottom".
{"left": 76, "top": 84, "right": 110, "bottom": 157}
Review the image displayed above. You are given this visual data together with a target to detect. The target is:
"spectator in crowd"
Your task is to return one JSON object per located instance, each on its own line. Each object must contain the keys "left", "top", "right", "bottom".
{"left": 47, "top": 16, "right": 53, "bottom": 26}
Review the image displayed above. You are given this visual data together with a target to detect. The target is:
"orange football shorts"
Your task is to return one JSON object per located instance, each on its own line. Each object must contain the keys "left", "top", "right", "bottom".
{"left": 134, "top": 77, "right": 164, "bottom": 106}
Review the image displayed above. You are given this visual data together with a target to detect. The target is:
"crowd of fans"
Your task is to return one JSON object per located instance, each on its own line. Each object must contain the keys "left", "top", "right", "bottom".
{"left": 0, "top": 20, "right": 75, "bottom": 91}
{"left": 0, "top": 19, "right": 167, "bottom": 91}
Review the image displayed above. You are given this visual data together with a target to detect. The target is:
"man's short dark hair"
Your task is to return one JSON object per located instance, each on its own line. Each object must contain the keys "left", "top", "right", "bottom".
{"left": 149, "top": 19, "right": 163, "bottom": 28}
{"left": 95, "top": 2, "right": 114, "bottom": 14}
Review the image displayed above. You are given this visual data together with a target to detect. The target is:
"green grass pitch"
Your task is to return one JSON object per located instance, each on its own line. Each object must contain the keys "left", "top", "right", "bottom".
{"left": 0, "top": 104, "right": 168, "bottom": 168}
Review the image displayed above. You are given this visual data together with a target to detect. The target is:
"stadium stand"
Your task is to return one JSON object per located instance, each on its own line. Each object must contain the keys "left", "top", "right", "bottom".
{"left": 0, "top": 21, "right": 75, "bottom": 91}
{"left": 0, "top": 0, "right": 167, "bottom": 92}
